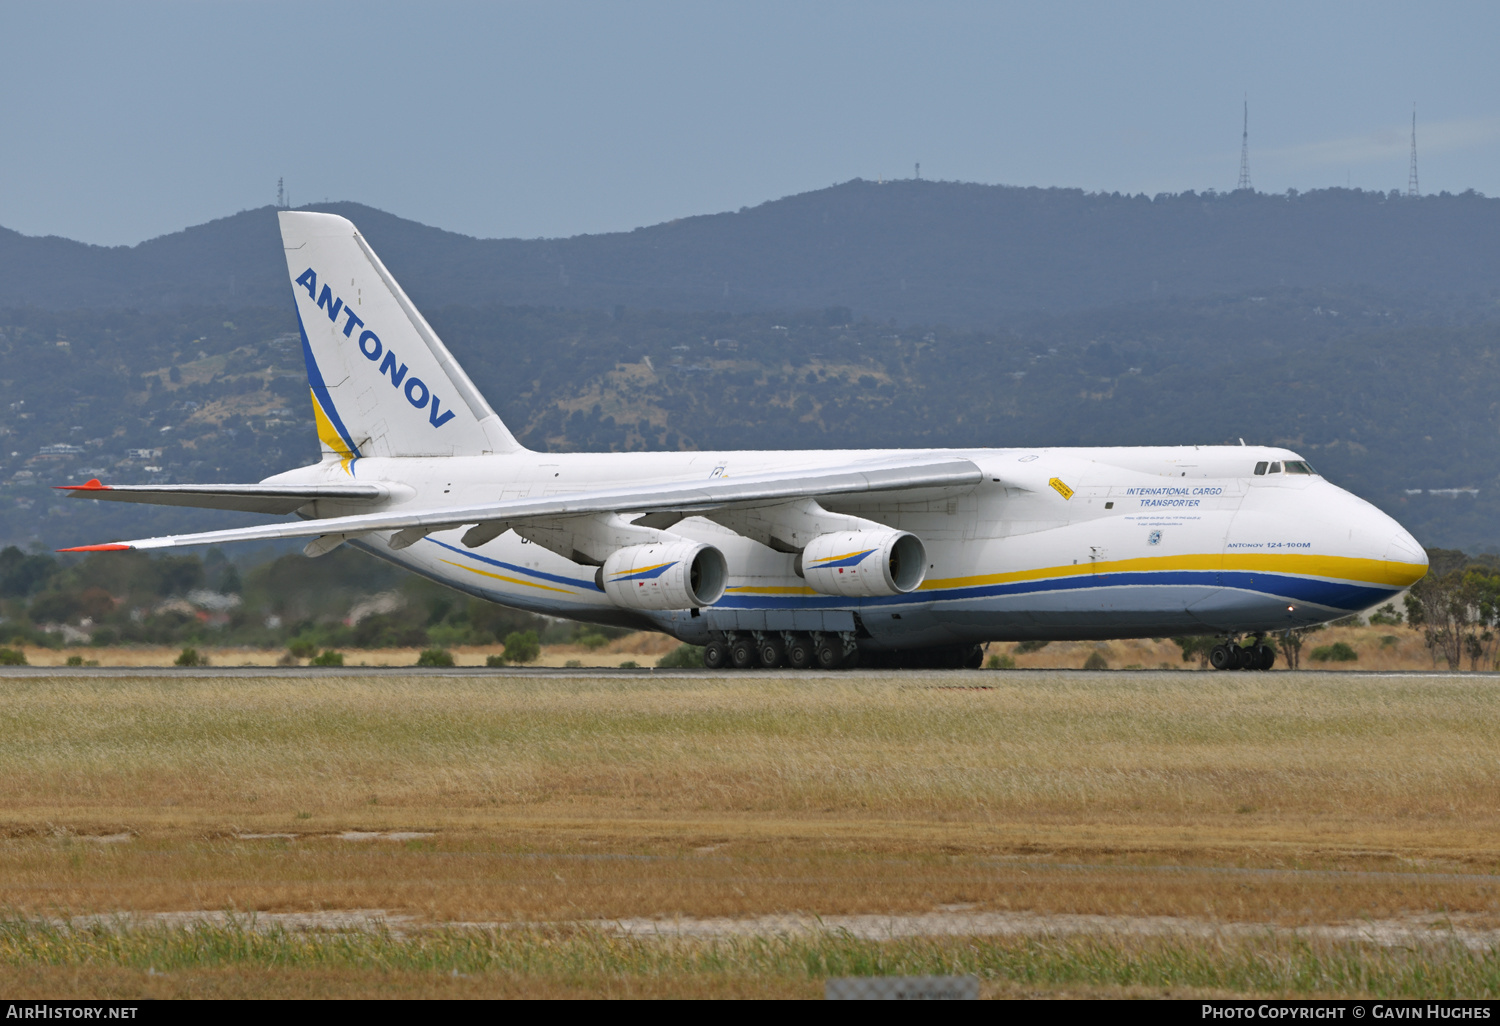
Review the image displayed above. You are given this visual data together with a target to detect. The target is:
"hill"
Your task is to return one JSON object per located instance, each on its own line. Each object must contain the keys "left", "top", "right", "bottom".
{"left": 4, "top": 289, "right": 1499, "bottom": 554}
{"left": 2, "top": 182, "right": 1499, "bottom": 323}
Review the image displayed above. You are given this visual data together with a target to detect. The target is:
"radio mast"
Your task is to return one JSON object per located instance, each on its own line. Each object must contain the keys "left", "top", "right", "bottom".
{"left": 1407, "top": 105, "right": 1419, "bottom": 198}
{"left": 1237, "top": 97, "right": 1252, "bottom": 191}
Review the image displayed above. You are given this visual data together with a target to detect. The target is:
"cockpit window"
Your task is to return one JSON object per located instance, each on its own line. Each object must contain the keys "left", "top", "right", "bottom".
{"left": 1268, "top": 462, "right": 1282, "bottom": 474}
{"left": 1254, "top": 461, "right": 1268, "bottom": 476}
{"left": 1284, "top": 460, "right": 1316, "bottom": 475}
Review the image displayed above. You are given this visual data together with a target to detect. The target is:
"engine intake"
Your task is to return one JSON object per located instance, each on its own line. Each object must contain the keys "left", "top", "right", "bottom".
{"left": 600, "top": 540, "right": 728, "bottom": 610}
{"left": 798, "top": 530, "right": 927, "bottom": 598}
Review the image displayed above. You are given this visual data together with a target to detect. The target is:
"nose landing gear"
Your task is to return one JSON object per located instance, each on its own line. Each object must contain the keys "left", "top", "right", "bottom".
{"left": 1209, "top": 635, "right": 1276, "bottom": 671}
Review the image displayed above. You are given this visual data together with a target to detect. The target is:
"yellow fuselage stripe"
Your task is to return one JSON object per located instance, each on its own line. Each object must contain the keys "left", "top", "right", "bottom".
{"left": 925, "top": 551, "right": 1424, "bottom": 591}
{"left": 440, "top": 559, "right": 574, "bottom": 594}
{"left": 725, "top": 552, "right": 1424, "bottom": 597}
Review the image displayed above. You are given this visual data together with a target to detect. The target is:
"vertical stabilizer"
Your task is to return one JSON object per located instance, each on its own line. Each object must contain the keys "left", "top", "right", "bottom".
{"left": 279, "top": 211, "right": 524, "bottom": 467}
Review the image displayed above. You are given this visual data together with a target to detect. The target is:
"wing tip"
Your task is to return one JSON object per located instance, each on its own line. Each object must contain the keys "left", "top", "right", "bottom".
{"left": 55, "top": 478, "right": 110, "bottom": 491}
{"left": 57, "top": 543, "right": 133, "bottom": 553}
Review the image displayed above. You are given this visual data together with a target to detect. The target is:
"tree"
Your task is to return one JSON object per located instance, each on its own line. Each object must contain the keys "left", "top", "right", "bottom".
{"left": 1401, "top": 556, "right": 1500, "bottom": 671}
{"left": 1277, "top": 625, "right": 1324, "bottom": 670}
{"left": 502, "top": 630, "right": 541, "bottom": 665}
{"left": 1460, "top": 568, "right": 1500, "bottom": 670}
{"left": 1172, "top": 636, "right": 1216, "bottom": 668}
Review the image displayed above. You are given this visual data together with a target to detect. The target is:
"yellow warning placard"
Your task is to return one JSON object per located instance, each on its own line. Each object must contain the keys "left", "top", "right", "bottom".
{"left": 1048, "top": 477, "right": 1074, "bottom": 500}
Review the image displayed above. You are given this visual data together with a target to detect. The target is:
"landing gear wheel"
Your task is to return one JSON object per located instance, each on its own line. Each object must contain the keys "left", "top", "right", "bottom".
{"left": 730, "top": 636, "right": 757, "bottom": 670}
{"left": 841, "top": 645, "right": 860, "bottom": 670}
{"left": 758, "top": 636, "right": 786, "bottom": 668}
{"left": 1255, "top": 644, "right": 1276, "bottom": 670}
{"left": 703, "top": 639, "right": 729, "bottom": 670}
{"left": 787, "top": 633, "right": 815, "bottom": 670}
{"left": 1210, "top": 644, "right": 1233, "bottom": 671}
{"left": 814, "top": 636, "right": 845, "bottom": 670}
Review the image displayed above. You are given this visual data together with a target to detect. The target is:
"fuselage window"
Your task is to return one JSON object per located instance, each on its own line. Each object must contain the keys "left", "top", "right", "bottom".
{"left": 1254, "top": 461, "right": 1268, "bottom": 475}
{"left": 1284, "top": 460, "right": 1315, "bottom": 475}
{"left": 1268, "top": 462, "right": 1282, "bottom": 474}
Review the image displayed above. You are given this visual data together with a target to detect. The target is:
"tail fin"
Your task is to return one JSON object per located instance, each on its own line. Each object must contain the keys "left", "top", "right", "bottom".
{"left": 279, "top": 211, "right": 524, "bottom": 466}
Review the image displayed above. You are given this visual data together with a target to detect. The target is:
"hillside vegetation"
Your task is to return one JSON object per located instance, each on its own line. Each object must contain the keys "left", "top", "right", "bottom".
{"left": 2, "top": 183, "right": 1497, "bottom": 323}
{"left": 3, "top": 286, "right": 1498, "bottom": 551}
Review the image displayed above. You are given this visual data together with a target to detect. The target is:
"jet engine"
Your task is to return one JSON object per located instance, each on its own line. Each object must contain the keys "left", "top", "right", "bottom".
{"left": 600, "top": 540, "right": 728, "bottom": 610}
{"left": 798, "top": 529, "right": 927, "bottom": 598}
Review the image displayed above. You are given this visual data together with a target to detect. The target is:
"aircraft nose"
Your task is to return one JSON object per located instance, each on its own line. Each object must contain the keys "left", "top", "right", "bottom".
{"left": 1385, "top": 522, "right": 1426, "bottom": 568}
{"left": 1381, "top": 516, "right": 1428, "bottom": 589}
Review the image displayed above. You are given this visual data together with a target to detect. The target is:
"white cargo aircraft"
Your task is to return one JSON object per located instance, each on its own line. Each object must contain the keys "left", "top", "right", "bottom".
{"left": 60, "top": 212, "right": 1428, "bottom": 670}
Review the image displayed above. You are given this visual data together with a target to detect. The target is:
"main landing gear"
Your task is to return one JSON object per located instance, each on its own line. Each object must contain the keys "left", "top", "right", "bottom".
{"left": 1209, "top": 634, "right": 1276, "bottom": 671}
{"left": 704, "top": 630, "right": 859, "bottom": 670}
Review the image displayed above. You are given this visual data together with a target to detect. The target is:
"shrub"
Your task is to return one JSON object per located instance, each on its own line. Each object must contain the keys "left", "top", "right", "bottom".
{"left": 65, "top": 655, "right": 84, "bottom": 667}
{"left": 1083, "top": 651, "right": 1109, "bottom": 670}
{"left": 174, "top": 647, "right": 207, "bottom": 667}
{"left": 416, "top": 648, "right": 454, "bottom": 668}
{"left": 986, "top": 653, "right": 1016, "bottom": 670}
{"left": 501, "top": 630, "right": 541, "bottom": 665}
{"left": 564, "top": 659, "right": 583, "bottom": 668}
{"left": 0, "top": 648, "right": 27, "bottom": 666}
{"left": 575, "top": 631, "right": 610, "bottom": 650}
{"left": 618, "top": 660, "right": 639, "bottom": 669}
{"left": 485, "top": 654, "right": 506, "bottom": 668}
{"left": 286, "top": 639, "right": 318, "bottom": 660}
{"left": 1368, "top": 603, "right": 1403, "bottom": 626}
{"left": 309, "top": 650, "right": 344, "bottom": 667}
{"left": 1014, "top": 640, "right": 1049, "bottom": 654}
{"left": 1310, "top": 641, "right": 1358, "bottom": 663}
{"left": 657, "top": 644, "right": 704, "bottom": 669}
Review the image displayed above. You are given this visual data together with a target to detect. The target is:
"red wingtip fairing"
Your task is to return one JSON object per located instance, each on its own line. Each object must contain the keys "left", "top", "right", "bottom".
{"left": 54, "top": 479, "right": 110, "bottom": 491}
{"left": 56, "top": 544, "right": 132, "bottom": 553}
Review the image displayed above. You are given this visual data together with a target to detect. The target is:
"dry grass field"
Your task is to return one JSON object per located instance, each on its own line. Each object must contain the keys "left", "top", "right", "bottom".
{"left": 0, "top": 667, "right": 1497, "bottom": 998}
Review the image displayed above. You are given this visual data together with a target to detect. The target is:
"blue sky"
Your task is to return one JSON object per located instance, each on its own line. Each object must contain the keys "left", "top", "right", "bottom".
{"left": 2, "top": 0, "right": 1496, "bottom": 246}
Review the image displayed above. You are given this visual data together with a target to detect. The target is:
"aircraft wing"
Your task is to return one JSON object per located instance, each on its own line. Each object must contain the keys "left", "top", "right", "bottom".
{"left": 55, "top": 479, "right": 393, "bottom": 515}
{"left": 59, "top": 456, "right": 983, "bottom": 552}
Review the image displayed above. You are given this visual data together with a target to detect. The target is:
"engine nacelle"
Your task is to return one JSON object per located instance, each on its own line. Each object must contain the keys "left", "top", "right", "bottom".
{"left": 798, "top": 530, "right": 927, "bottom": 598}
{"left": 600, "top": 540, "right": 728, "bottom": 611}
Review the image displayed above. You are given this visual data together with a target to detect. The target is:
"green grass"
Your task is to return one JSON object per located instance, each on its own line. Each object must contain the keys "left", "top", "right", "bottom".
{"left": 0, "top": 920, "right": 1495, "bottom": 998}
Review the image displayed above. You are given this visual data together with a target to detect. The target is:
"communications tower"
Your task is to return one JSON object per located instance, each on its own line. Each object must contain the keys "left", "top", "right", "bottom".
{"left": 1237, "top": 97, "right": 1251, "bottom": 191}
{"left": 1407, "top": 106, "right": 1419, "bottom": 198}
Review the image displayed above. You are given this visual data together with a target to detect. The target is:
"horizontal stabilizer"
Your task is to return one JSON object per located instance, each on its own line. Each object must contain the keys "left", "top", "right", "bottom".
{"left": 56, "top": 479, "right": 392, "bottom": 515}
{"left": 58, "top": 456, "right": 983, "bottom": 553}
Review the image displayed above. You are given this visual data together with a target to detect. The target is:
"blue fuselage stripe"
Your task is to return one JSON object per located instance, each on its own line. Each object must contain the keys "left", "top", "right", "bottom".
{"left": 427, "top": 538, "right": 599, "bottom": 590}
{"left": 715, "top": 569, "right": 1396, "bottom": 612}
